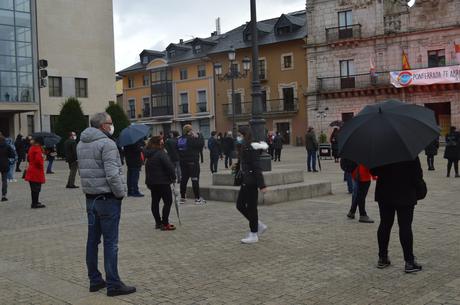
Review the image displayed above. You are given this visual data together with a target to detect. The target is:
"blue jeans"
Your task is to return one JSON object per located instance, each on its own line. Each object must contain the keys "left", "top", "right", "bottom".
{"left": 344, "top": 172, "right": 353, "bottom": 193}
{"left": 46, "top": 157, "right": 54, "bottom": 173}
{"left": 307, "top": 150, "right": 317, "bottom": 171}
{"left": 127, "top": 167, "right": 140, "bottom": 195}
{"left": 7, "top": 161, "right": 15, "bottom": 180}
{"left": 86, "top": 197, "right": 122, "bottom": 290}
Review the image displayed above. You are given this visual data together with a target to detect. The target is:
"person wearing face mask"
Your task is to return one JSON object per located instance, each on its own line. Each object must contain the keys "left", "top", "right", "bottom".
{"left": 64, "top": 131, "right": 79, "bottom": 189}
{"left": 77, "top": 112, "right": 136, "bottom": 297}
{"left": 234, "top": 126, "right": 268, "bottom": 244}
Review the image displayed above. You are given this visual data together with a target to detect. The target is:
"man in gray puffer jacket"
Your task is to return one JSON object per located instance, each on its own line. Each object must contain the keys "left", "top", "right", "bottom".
{"left": 77, "top": 112, "right": 136, "bottom": 297}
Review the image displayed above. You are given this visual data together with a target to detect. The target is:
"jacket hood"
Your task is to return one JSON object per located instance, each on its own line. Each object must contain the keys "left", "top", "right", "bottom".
{"left": 144, "top": 148, "right": 161, "bottom": 159}
{"left": 251, "top": 141, "right": 268, "bottom": 150}
{"left": 80, "top": 127, "right": 109, "bottom": 143}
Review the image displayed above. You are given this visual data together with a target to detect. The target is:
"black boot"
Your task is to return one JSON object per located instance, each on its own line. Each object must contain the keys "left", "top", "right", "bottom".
{"left": 107, "top": 282, "right": 136, "bottom": 297}
{"left": 377, "top": 257, "right": 391, "bottom": 269}
{"left": 405, "top": 260, "right": 422, "bottom": 273}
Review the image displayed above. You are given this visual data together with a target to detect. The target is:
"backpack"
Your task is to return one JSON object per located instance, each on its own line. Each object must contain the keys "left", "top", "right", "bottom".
{"left": 177, "top": 136, "right": 188, "bottom": 151}
{"left": 340, "top": 158, "right": 358, "bottom": 173}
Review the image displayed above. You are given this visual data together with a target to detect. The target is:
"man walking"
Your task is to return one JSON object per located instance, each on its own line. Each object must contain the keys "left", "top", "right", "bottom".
{"left": 273, "top": 132, "right": 283, "bottom": 162}
{"left": 305, "top": 127, "right": 319, "bottom": 172}
{"left": 14, "top": 134, "right": 25, "bottom": 172}
{"left": 124, "top": 140, "right": 144, "bottom": 197}
{"left": 165, "top": 131, "right": 181, "bottom": 183}
{"left": 64, "top": 132, "right": 79, "bottom": 188}
{"left": 0, "top": 135, "right": 15, "bottom": 202}
{"left": 77, "top": 112, "right": 136, "bottom": 297}
{"left": 177, "top": 124, "right": 206, "bottom": 204}
{"left": 208, "top": 131, "right": 221, "bottom": 173}
{"left": 222, "top": 132, "right": 235, "bottom": 169}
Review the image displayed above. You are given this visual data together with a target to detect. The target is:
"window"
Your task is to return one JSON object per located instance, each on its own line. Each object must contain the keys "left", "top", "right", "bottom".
{"left": 277, "top": 26, "right": 291, "bottom": 35}
{"left": 233, "top": 92, "right": 242, "bottom": 115}
{"left": 197, "top": 90, "right": 207, "bottom": 112}
{"left": 199, "top": 119, "right": 210, "bottom": 138}
{"left": 180, "top": 68, "right": 188, "bottom": 80}
{"left": 194, "top": 45, "right": 201, "bottom": 54}
{"left": 27, "top": 114, "right": 34, "bottom": 134}
{"left": 282, "top": 54, "right": 293, "bottom": 70}
{"left": 128, "top": 99, "right": 135, "bottom": 119}
{"left": 143, "top": 74, "right": 149, "bottom": 86}
{"left": 75, "top": 78, "right": 88, "bottom": 98}
{"left": 230, "top": 63, "right": 239, "bottom": 74}
{"left": 340, "top": 60, "right": 356, "bottom": 89}
{"left": 128, "top": 77, "right": 134, "bottom": 88}
{"left": 259, "top": 59, "right": 267, "bottom": 79}
{"left": 428, "top": 50, "right": 446, "bottom": 68}
{"left": 143, "top": 97, "right": 150, "bottom": 117}
{"left": 48, "top": 76, "right": 62, "bottom": 97}
{"left": 168, "top": 49, "right": 176, "bottom": 58}
{"left": 179, "top": 92, "right": 188, "bottom": 114}
{"left": 338, "top": 10, "right": 353, "bottom": 28}
{"left": 151, "top": 68, "right": 171, "bottom": 83}
{"left": 50, "top": 115, "right": 59, "bottom": 133}
{"left": 342, "top": 112, "right": 354, "bottom": 122}
{"left": 142, "top": 56, "right": 149, "bottom": 64}
{"left": 197, "top": 64, "right": 206, "bottom": 78}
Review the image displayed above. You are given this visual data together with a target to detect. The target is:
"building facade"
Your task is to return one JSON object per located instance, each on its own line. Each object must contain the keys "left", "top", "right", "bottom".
{"left": 0, "top": 0, "right": 116, "bottom": 137}
{"left": 306, "top": 0, "right": 460, "bottom": 137}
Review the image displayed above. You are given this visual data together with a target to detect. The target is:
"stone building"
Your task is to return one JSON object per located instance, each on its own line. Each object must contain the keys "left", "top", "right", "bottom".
{"left": 306, "top": 0, "right": 460, "bottom": 137}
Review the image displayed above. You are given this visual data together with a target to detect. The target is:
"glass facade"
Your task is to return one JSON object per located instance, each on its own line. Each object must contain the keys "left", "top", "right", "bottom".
{"left": 0, "top": 0, "right": 34, "bottom": 103}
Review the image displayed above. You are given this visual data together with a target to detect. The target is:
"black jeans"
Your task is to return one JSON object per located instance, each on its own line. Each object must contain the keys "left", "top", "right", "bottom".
{"left": 377, "top": 202, "right": 415, "bottom": 262}
{"left": 67, "top": 161, "right": 78, "bottom": 187}
{"left": 29, "top": 182, "right": 42, "bottom": 205}
{"left": 426, "top": 155, "right": 435, "bottom": 170}
{"left": 349, "top": 180, "right": 370, "bottom": 216}
{"left": 236, "top": 184, "right": 259, "bottom": 233}
{"left": 274, "top": 148, "right": 281, "bottom": 161}
{"left": 268, "top": 146, "right": 274, "bottom": 159}
{"left": 180, "top": 161, "right": 200, "bottom": 199}
{"left": 16, "top": 159, "right": 22, "bottom": 171}
{"left": 447, "top": 159, "right": 459, "bottom": 176}
{"left": 210, "top": 155, "right": 219, "bottom": 173}
{"left": 150, "top": 185, "right": 172, "bottom": 225}
{"left": 224, "top": 153, "right": 232, "bottom": 168}
{"left": 1, "top": 171, "right": 7, "bottom": 197}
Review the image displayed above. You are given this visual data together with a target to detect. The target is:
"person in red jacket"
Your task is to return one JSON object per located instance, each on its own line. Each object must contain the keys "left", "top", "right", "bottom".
{"left": 347, "top": 164, "right": 374, "bottom": 223}
{"left": 24, "top": 136, "right": 46, "bottom": 209}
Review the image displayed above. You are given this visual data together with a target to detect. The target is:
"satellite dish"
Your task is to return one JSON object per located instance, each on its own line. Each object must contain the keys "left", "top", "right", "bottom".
{"left": 407, "top": 0, "right": 416, "bottom": 7}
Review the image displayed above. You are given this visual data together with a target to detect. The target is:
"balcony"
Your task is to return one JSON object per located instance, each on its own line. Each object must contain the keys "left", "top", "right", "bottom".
{"left": 151, "top": 105, "right": 173, "bottom": 116}
{"left": 325, "top": 24, "right": 362, "bottom": 44}
{"left": 196, "top": 102, "right": 208, "bottom": 113}
{"left": 223, "top": 98, "right": 298, "bottom": 118}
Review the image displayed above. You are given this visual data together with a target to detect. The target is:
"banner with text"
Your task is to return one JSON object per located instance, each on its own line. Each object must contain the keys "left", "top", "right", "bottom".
{"left": 390, "top": 65, "right": 460, "bottom": 88}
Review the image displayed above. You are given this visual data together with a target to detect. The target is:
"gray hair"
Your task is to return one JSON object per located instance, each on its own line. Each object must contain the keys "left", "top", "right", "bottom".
{"left": 90, "top": 112, "right": 111, "bottom": 128}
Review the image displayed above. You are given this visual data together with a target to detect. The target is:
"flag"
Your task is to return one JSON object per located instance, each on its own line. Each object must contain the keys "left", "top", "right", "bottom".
{"left": 455, "top": 40, "right": 460, "bottom": 64}
{"left": 402, "top": 51, "right": 411, "bottom": 70}
{"left": 369, "top": 56, "right": 377, "bottom": 77}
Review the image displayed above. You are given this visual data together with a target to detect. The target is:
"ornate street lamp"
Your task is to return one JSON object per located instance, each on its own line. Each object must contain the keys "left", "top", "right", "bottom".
{"left": 214, "top": 47, "right": 251, "bottom": 138}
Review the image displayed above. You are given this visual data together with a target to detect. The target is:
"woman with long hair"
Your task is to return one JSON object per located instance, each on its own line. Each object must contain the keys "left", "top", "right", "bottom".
{"left": 24, "top": 136, "right": 46, "bottom": 209}
{"left": 234, "top": 126, "right": 268, "bottom": 244}
{"left": 144, "top": 136, "right": 177, "bottom": 231}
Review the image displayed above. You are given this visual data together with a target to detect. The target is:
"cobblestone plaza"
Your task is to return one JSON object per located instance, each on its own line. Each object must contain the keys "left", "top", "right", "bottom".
{"left": 0, "top": 146, "right": 459, "bottom": 305}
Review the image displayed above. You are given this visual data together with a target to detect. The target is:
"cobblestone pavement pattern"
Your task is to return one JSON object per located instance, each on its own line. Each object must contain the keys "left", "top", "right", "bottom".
{"left": 0, "top": 146, "right": 459, "bottom": 305}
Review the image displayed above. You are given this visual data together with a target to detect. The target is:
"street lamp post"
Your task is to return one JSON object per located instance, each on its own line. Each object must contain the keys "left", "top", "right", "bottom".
{"left": 214, "top": 47, "right": 251, "bottom": 138}
{"left": 249, "top": 0, "right": 271, "bottom": 171}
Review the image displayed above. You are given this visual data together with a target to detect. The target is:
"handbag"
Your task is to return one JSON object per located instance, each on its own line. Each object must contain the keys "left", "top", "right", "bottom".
{"left": 415, "top": 178, "right": 427, "bottom": 201}
{"left": 233, "top": 170, "right": 243, "bottom": 186}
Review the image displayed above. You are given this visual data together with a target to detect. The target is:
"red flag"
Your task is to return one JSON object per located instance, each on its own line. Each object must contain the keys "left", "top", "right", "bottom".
{"left": 455, "top": 40, "right": 460, "bottom": 64}
{"left": 402, "top": 51, "right": 411, "bottom": 70}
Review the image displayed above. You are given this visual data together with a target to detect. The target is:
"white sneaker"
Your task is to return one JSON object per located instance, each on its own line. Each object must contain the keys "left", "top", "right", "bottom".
{"left": 195, "top": 198, "right": 206, "bottom": 205}
{"left": 12, "top": 179, "right": 17, "bottom": 183}
{"left": 258, "top": 221, "right": 267, "bottom": 235}
{"left": 241, "top": 232, "right": 259, "bottom": 244}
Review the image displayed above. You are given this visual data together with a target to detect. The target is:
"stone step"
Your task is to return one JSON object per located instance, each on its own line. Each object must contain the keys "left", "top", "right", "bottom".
{"left": 186, "top": 181, "right": 332, "bottom": 205}
{"left": 211, "top": 169, "right": 305, "bottom": 187}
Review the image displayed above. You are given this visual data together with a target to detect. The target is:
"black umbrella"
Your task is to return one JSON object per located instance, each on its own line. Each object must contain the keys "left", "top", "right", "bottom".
{"left": 338, "top": 99, "right": 440, "bottom": 169}
{"left": 32, "top": 132, "right": 61, "bottom": 147}
{"left": 117, "top": 124, "right": 150, "bottom": 147}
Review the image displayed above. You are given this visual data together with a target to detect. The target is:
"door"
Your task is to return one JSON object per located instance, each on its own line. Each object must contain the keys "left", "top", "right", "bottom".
{"left": 276, "top": 122, "right": 290, "bottom": 145}
{"left": 282, "top": 87, "right": 294, "bottom": 111}
{"left": 425, "top": 102, "right": 450, "bottom": 136}
{"left": 0, "top": 115, "right": 10, "bottom": 137}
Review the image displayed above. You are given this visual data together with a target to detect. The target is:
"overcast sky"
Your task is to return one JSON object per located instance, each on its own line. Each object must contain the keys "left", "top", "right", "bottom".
{"left": 113, "top": 0, "right": 306, "bottom": 71}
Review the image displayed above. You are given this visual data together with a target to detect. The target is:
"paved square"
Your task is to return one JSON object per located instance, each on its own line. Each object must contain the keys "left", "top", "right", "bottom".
{"left": 0, "top": 146, "right": 459, "bottom": 305}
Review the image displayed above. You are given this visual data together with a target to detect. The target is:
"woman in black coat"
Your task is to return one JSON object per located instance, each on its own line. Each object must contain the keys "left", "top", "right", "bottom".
{"left": 330, "top": 128, "right": 340, "bottom": 163}
{"left": 424, "top": 138, "right": 439, "bottom": 171}
{"left": 145, "top": 136, "right": 176, "bottom": 231}
{"left": 234, "top": 126, "right": 268, "bottom": 244}
{"left": 444, "top": 126, "right": 460, "bottom": 177}
{"left": 370, "top": 157, "right": 424, "bottom": 273}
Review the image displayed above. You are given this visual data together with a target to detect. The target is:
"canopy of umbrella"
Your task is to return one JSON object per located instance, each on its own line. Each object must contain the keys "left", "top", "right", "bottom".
{"left": 31, "top": 132, "right": 61, "bottom": 148}
{"left": 338, "top": 99, "right": 440, "bottom": 169}
{"left": 117, "top": 124, "right": 151, "bottom": 147}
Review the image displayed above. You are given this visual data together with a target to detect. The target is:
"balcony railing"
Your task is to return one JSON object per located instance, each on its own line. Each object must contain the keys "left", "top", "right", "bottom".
{"left": 325, "top": 24, "right": 362, "bottom": 43}
{"left": 196, "top": 102, "right": 207, "bottom": 113}
{"left": 178, "top": 104, "right": 189, "bottom": 115}
{"left": 223, "top": 98, "right": 298, "bottom": 116}
{"left": 151, "top": 105, "right": 173, "bottom": 116}
{"left": 317, "top": 72, "right": 390, "bottom": 92}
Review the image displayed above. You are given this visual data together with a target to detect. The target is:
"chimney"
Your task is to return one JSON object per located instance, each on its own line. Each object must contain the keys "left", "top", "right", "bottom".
{"left": 179, "top": 39, "right": 184, "bottom": 44}
{"left": 216, "top": 17, "right": 221, "bottom": 35}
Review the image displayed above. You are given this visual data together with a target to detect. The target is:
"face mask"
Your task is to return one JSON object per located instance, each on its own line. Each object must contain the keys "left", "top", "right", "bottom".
{"left": 108, "top": 124, "right": 115, "bottom": 136}
{"left": 72, "top": 135, "right": 77, "bottom": 140}
{"left": 236, "top": 136, "right": 244, "bottom": 144}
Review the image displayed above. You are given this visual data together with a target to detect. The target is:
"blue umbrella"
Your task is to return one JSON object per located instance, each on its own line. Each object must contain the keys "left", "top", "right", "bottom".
{"left": 117, "top": 124, "right": 150, "bottom": 147}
